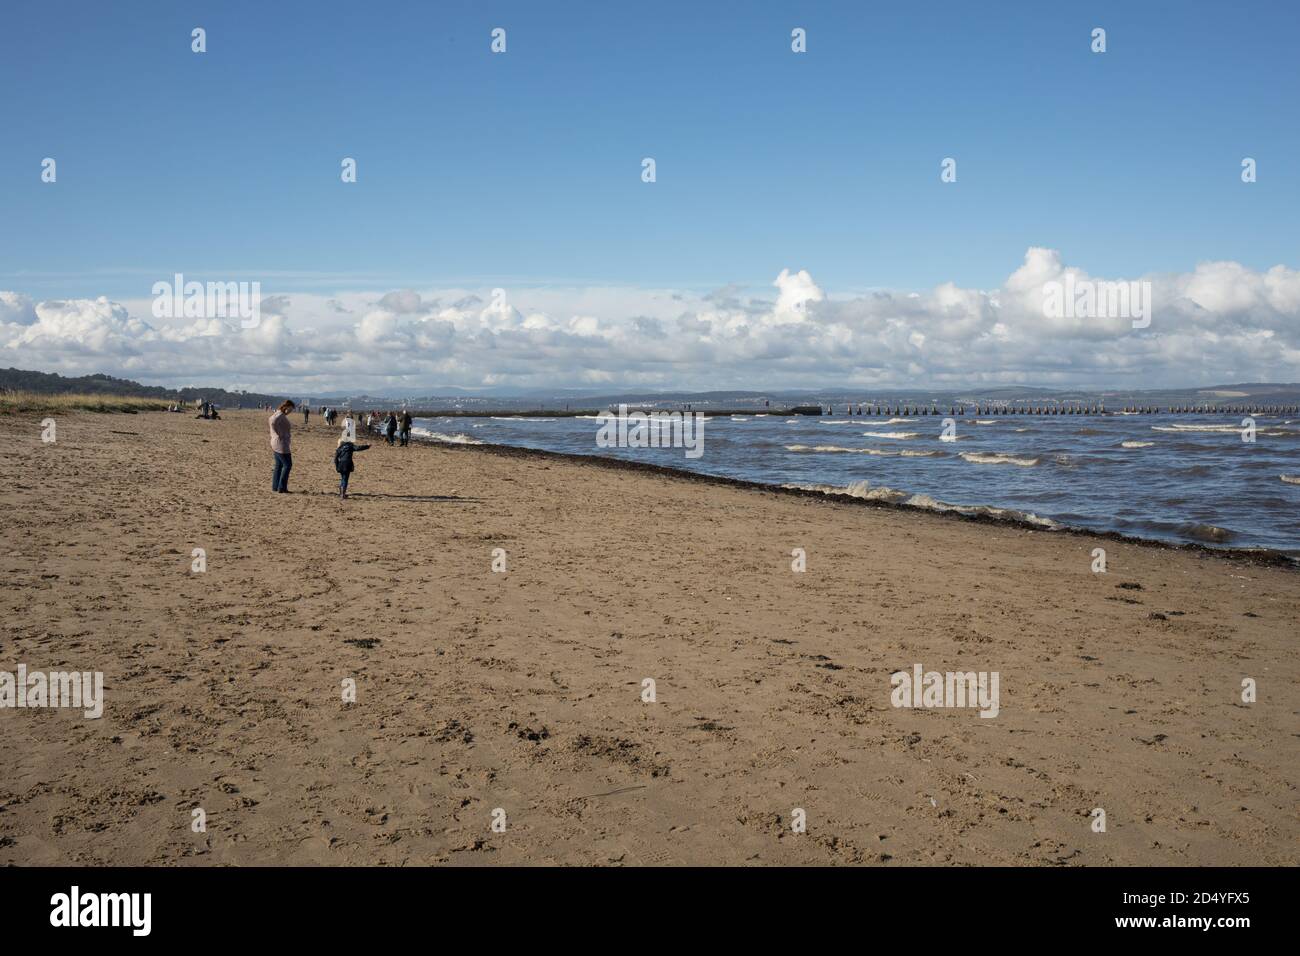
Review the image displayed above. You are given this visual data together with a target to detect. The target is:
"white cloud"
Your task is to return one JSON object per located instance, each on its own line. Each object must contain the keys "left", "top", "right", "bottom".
{"left": 5, "top": 297, "right": 151, "bottom": 355}
{"left": 0, "top": 292, "right": 38, "bottom": 326}
{"left": 2, "top": 249, "right": 1298, "bottom": 393}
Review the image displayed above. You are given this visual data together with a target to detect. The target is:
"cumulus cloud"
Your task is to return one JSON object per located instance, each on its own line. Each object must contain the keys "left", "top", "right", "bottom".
{"left": 0, "top": 292, "right": 38, "bottom": 326}
{"left": 5, "top": 297, "right": 152, "bottom": 356}
{"left": 2, "top": 249, "right": 1298, "bottom": 393}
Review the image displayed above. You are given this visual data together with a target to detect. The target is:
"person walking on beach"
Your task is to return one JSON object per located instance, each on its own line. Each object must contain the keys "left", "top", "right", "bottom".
{"left": 384, "top": 412, "right": 397, "bottom": 446}
{"left": 399, "top": 410, "right": 412, "bottom": 447}
{"left": 334, "top": 434, "right": 372, "bottom": 499}
{"left": 269, "top": 400, "right": 295, "bottom": 493}
{"left": 302, "top": 405, "right": 310, "bottom": 427}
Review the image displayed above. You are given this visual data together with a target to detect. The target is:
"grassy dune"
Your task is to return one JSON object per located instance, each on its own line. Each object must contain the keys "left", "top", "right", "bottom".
{"left": 0, "top": 390, "right": 173, "bottom": 415}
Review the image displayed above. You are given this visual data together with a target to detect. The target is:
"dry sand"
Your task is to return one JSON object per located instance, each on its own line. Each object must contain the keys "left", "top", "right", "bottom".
{"left": 1, "top": 409, "right": 1296, "bottom": 866}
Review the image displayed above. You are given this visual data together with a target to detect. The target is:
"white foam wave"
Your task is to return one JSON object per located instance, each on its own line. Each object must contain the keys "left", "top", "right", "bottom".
{"left": 782, "top": 479, "right": 910, "bottom": 503}
{"left": 863, "top": 431, "right": 920, "bottom": 440}
{"left": 412, "top": 428, "right": 484, "bottom": 445}
{"left": 785, "top": 444, "right": 897, "bottom": 456}
{"left": 959, "top": 452, "right": 1040, "bottom": 467}
{"left": 784, "top": 444, "right": 941, "bottom": 459}
{"left": 1121, "top": 440, "right": 1154, "bottom": 448}
{"left": 1281, "top": 474, "right": 1300, "bottom": 485}
{"left": 786, "top": 481, "right": 1059, "bottom": 528}
{"left": 1151, "top": 424, "right": 1242, "bottom": 433}
{"left": 903, "top": 494, "right": 1061, "bottom": 529}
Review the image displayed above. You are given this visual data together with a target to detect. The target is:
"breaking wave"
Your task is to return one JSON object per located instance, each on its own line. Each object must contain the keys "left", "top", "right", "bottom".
{"left": 785, "top": 481, "right": 1060, "bottom": 529}
{"left": 959, "top": 451, "right": 1040, "bottom": 467}
{"left": 412, "top": 428, "right": 484, "bottom": 445}
{"left": 785, "top": 444, "right": 944, "bottom": 458}
{"left": 1179, "top": 522, "right": 1235, "bottom": 543}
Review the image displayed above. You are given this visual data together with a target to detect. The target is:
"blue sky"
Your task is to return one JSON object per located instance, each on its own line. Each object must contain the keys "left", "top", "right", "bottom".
{"left": 2, "top": 0, "right": 1296, "bottom": 300}
{"left": 1, "top": 1, "right": 1298, "bottom": 393}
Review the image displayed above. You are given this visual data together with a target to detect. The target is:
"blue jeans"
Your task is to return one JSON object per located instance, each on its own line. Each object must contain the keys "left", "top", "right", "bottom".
{"left": 272, "top": 452, "right": 292, "bottom": 492}
{"left": 339, "top": 472, "right": 350, "bottom": 494}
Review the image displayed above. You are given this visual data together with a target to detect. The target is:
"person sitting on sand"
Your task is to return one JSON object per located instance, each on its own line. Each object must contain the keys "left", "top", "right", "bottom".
{"left": 399, "top": 410, "right": 412, "bottom": 446}
{"left": 269, "top": 400, "right": 295, "bottom": 493}
{"left": 334, "top": 434, "right": 371, "bottom": 499}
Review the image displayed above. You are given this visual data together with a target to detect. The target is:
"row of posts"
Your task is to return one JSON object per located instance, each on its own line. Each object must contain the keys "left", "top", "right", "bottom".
{"left": 824, "top": 404, "right": 1298, "bottom": 416}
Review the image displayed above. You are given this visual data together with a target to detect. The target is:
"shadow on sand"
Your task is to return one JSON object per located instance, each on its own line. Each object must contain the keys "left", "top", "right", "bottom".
{"left": 348, "top": 492, "right": 481, "bottom": 503}
{"left": 295, "top": 491, "right": 481, "bottom": 503}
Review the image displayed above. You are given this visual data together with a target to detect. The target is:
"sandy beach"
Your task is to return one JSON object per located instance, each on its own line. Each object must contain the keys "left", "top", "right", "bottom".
{"left": 1, "top": 408, "right": 1296, "bottom": 866}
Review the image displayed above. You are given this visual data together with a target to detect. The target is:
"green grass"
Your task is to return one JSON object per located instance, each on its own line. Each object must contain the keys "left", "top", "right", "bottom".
{"left": 0, "top": 391, "right": 173, "bottom": 415}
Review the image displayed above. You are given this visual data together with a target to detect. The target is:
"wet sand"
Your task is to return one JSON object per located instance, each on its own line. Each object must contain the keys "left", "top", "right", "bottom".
{"left": 0, "top": 409, "right": 1296, "bottom": 865}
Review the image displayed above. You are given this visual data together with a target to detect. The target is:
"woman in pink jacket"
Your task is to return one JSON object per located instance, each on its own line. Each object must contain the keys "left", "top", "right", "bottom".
{"left": 269, "top": 400, "right": 295, "bottom": 493}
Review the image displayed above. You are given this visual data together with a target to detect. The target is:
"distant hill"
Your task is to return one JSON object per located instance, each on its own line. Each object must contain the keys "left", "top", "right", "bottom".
{"left": 0, "top": 368, "right": 283, "bottom": 408}
{"left": 4, "top": 367, "right": 1298, "bottom": 410}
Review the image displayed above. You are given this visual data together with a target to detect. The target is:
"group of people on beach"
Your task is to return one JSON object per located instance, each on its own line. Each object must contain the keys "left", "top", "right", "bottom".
{"left": 267, "top": 401, "right": 413, "bottom": 499}
{"left": 360, "top": 409, "right": 412, "bottom": 446}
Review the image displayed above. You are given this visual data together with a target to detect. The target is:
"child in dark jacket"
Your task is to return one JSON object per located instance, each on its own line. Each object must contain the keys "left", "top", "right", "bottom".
{"left": 334, "top": 437, "right": 372, "bottom": 499}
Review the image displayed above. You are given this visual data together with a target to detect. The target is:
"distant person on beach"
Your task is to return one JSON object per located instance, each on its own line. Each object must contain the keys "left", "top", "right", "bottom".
{"left": 384, "top": 412, "right": 397, "bottom": 446}
{"left": 269, "top": 400, "right": 295, "bottom": 493}
{"left": 334, "top": 435, "right": 371, "bottom": 499}
{"left": 302, "top": 405, "right": 310, "bottom": 426}
{"left": 399, "top": 410, "right": 412, "bottom": 446}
